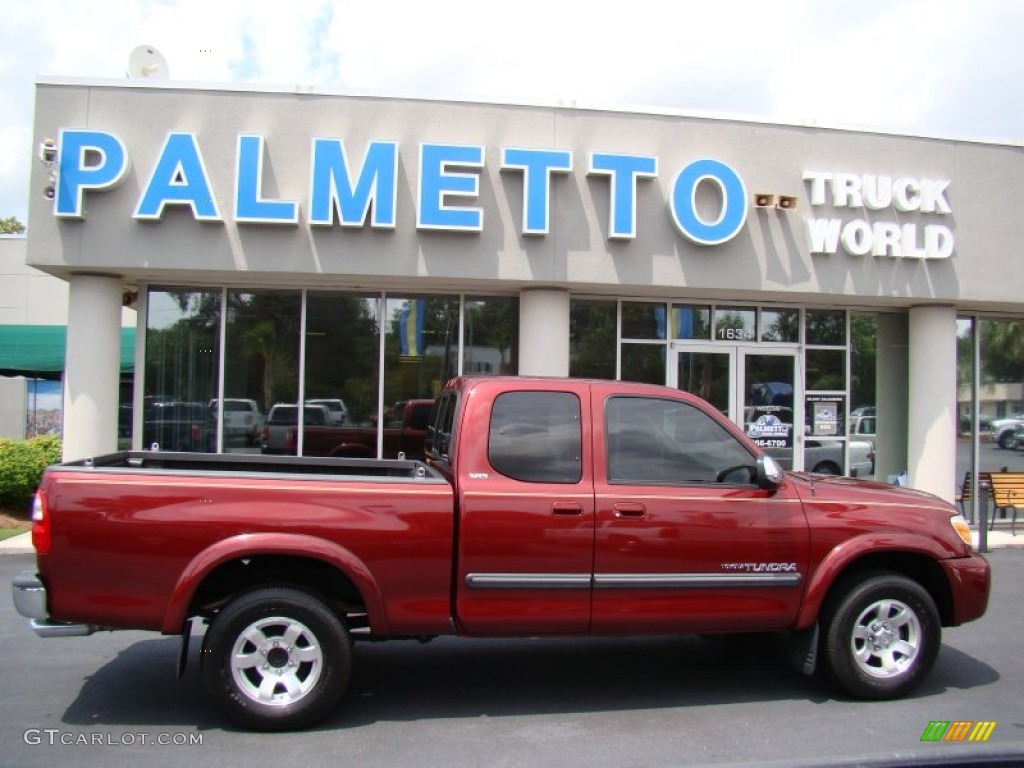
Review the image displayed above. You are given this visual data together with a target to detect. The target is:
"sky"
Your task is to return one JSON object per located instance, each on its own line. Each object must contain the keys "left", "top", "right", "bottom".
{"left": 1, "top": 0, "right": 1022, "bottom": 227}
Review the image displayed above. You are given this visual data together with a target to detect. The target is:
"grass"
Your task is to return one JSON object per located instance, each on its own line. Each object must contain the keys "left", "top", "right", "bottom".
{"left": 0, "top": 510, "right": 31, "bottom": 541}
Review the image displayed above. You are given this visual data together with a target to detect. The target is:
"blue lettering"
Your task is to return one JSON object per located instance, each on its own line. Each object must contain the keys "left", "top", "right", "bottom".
{"left": 501, "top": 148, "right": 573, "bottom": 235}
{"left": 235, "top": 135, "right": 298, "bottom": 223}
{"left": 134, "top": 133, "right": 221, "bottom": 220}
{"left": 588, "top": 153, "right": 658, "bottom": 239}
{"left": 309, "top": 139, "right": 398, "bottom": 227}
{"left": 670, "top": 158, "right": 747, "bottom": 245}
{"left": 54, "top": 130, "right": 128, "bottom": 218}
{"left": 417, "top": 143, "right": 484, "bottom": 231}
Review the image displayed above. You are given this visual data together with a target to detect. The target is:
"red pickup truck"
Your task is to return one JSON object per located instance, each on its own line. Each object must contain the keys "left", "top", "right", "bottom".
{"left": 299, "top": 398, "right": 434, "bottom": 459}
{"left": 13, "top": 377, "right": 989, "bottom": 731}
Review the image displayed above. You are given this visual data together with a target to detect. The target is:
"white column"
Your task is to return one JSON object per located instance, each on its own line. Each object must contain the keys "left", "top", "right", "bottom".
{"left": 518, "top": 289, "right": 570, "bottom": 376}
{"left": 63, "top": 274, "right": 123, "bottom": 461}
{"left": 907, "top": 305, "right": 957, "bottom": 501}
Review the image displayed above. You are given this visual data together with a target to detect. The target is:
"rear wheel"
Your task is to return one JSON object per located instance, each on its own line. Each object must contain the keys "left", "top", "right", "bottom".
{"left": 822, "top": 572, "right": 940, "bottom": 700}
{"left": 201, "top": 587, "right": 351, "bottom": 730}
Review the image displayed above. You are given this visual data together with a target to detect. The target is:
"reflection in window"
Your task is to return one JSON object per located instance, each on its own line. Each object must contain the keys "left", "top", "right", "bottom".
{"left": 606, "top": 396, "right": 755, "bottom": 485}
{"left": 621, "top": 302, "right": 666, "bottom": 340}
{"left": 714, "top": 307, "right": 756, "bottom": 342}
{"left": 383, "top": 297, "right": 459, "bottom": 441}
{"left": 224, "top": 290, "right": 301, "bottom": 452}
{"left": 304, "top": 292, "right": 380, "bottom": 429}
{"left": 806, "top": 349, "right": 845, "bottom": 391}
{"left": 489, "top": 391, "right": 581, "bottom": 483}
{"left": 671, "top": 305, "right": 711, "bottom": 340}
{"left": 570, "top": 299, "right": 616, "bottom": 379}
{"left": 621, "top": 344, "right": 665, "bottom": 385}
{"left": 959, "top": 317, "right": 1024, "bottom": 524}
{"left": 760, "top": 308, "right": 799, "bottom": 342}
{"left": 850, "top": 315, "right": 877, "bottom": 410}
{"left": 806, "top": 310, "right": 846, "bottom": 345}
{"left": 144, "top": 288, "right": 220, "bottom": 452}
{"left": 464, "top": 297, "right": 518, "bottom": 376}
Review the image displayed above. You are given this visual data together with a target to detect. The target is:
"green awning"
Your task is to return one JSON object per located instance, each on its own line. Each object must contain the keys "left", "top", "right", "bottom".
{"left": 0, "top": 325, "right": 135, "bottom": 378}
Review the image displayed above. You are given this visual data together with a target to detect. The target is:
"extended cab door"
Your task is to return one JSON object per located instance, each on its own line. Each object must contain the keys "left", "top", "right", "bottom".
{"left": 454, "top": 383, "right": 595, "bottom": 635}
{"left": 590, "top": 384, "right": 809, "bottom": 634}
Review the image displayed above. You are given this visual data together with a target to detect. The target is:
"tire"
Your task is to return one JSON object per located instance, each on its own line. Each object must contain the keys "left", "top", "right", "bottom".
{"left": 998, "top": 431, "right": 1016, "bottom": 450}
{"left": 201, "top": 587, "right": 352, "bottom": 731}
{"left": 821, "top": 572, "right": 940, "bottom": 700}
{"left": 812, "top": 461, "right": 841, "bottom": 476}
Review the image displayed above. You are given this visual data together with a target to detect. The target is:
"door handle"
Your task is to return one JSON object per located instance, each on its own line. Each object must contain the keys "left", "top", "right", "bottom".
{"left": 613, "top": 502, "right": 647, "bottom": 519}
{"left": 552, "top": 502, "right": 584, "bottom": 516}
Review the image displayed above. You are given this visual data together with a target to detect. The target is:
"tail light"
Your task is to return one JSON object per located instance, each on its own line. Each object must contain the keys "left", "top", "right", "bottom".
{"left": 285, "top": 428, "right": 297, "bottom": 451}
{"left": 190, "top": 423, "right": 202, "bottom": 443}
{"left": 32, "top": 491, "right": 51, "bottom": 555}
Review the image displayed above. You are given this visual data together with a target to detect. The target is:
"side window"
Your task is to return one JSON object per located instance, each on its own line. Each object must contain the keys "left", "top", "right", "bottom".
{"left": 606, "top": 396, "right": 756, "bottom": 485}
{"left": 489, "top": 391, "right": 582, "bottom": 483}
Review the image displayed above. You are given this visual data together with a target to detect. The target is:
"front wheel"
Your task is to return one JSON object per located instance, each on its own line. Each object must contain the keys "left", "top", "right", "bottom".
{"left": 201, "top": 587, "right": 352, "bottom": 730}
{"left": 822, "top": 572, "right": 940, "bottom": 700}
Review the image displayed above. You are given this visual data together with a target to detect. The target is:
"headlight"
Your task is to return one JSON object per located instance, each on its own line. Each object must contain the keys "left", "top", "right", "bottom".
{"left": 950, "top": 514, "right": 973, "bottom": 547}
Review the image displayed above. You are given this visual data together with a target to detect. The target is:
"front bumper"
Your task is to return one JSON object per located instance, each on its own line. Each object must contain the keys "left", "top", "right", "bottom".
{"left": 940, "top": 553, "right": 991, "bottom": 626}
{"left": 12, "top": 570, "right": 104, "bottom": 638}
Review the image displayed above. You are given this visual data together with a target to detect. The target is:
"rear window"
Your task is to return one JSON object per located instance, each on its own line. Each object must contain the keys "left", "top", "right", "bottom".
{"left": 488, "top": 391, "right": 582, "bottom": 484}
{"left": 268, "top": 407, "right": 298, "bottom": 425}
{"left": 224, "top": 400, "right": 254, "bottom": 412}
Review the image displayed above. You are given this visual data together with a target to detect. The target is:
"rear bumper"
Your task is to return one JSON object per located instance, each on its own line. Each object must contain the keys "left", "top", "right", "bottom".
{"left": 12, "top": 570, "right": 104, "bottom": 638}
{"left": 940, "top": 553, "right": 991, "bottom": 626}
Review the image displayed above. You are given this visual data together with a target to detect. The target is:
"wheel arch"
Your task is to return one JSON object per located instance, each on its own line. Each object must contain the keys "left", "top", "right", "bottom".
{"left": 798, "top": 542, "right": 955, "bottom": 630}
{"left": 162, "top": 533, "right": 388, "bottom": 635}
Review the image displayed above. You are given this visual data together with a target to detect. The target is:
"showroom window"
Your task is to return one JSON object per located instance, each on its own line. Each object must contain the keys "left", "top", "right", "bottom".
{"left": 142, "top": 287, "right": 517, "bottom": 457}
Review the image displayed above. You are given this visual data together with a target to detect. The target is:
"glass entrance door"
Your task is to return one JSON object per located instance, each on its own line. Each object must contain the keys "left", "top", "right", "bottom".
{"left": 673, "top": 345, "right": 734, "bottom": 416}
{"left": 741, "top": 350, "right": 800, "bottom": 471}
{"left": 671, "top": 343, "right": 803, "bottom": 470}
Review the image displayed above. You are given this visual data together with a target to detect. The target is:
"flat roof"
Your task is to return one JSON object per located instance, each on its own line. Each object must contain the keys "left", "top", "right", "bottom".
{"left": 35, "top": 76, "right": 1024, "bottom": 150}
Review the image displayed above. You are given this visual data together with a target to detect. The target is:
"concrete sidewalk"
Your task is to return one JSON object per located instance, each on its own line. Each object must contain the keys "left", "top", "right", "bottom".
{"left": 1, "top": 526, "right": 1022, "bottom": 556}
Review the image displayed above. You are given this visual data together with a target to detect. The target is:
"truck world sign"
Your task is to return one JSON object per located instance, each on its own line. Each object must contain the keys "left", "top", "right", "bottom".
{"left": 50, "top": 129, "right": 954, "bottom": 259}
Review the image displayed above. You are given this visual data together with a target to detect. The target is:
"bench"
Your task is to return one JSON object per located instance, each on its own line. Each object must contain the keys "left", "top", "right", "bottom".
{"left": 956, "top": 471, "right": 986, "bottom": 521}
{"left": 986, "top": 471, "right": 1023, "bottom": 535}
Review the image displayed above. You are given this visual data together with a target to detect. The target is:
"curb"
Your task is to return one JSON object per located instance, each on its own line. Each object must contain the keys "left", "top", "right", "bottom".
{"left": 0, "top": 532, "right": 33, "bottom": 555}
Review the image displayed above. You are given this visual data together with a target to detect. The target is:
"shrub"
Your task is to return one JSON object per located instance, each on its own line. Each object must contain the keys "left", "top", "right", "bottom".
{"left": 0, "top": 436, "right": 62, "bottom": 512}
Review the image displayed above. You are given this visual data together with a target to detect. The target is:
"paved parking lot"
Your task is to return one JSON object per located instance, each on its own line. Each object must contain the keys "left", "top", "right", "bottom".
{"left": 2, "top": 550, "right": 1023, "bottom": 768}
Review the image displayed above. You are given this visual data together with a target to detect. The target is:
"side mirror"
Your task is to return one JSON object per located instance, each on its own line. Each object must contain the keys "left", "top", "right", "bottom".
{"left": 756, "top": 455, "right": 783, "bottom": 490}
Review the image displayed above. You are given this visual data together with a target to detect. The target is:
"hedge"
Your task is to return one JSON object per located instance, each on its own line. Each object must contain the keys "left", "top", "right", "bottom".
{"left": 0, "top": 436, "right": 62, "bottom": 511}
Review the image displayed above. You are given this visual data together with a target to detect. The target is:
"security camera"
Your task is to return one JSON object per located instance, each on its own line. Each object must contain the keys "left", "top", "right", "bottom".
{"left": 39, "top": 138, "right": 57, "bottom": 166}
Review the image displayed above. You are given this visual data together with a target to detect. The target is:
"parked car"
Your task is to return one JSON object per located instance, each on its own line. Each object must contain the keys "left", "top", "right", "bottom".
{"left": 1012, "top": 423, "right": 1024, "bottom": 451}
{"left": 142, "top": 401, "right": 213, "bottom": 452}
{"left": 990, "top": 414, "right": 1024, "bottom": 449}
{"left": 209, "top": 398, "right": 265, "bottom": 445}
{"left": 260, "top": 403, "right": 333, "bottom": 454}
{"left": 305, "top": 398, "right": 348, "bottom": 426}
{"left": 300, "top": 399, "right": 434, "bottom": 459}
{"left": 747, "top": 406, "right": 874, "bottom": 477}
{"left": 848, "top": 412, "right": 877, "bottom": 452}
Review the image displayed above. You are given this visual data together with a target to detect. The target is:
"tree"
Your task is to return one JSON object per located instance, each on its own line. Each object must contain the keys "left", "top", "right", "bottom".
{"left": 0, "top": 216, "right": 26, "bottom": 234}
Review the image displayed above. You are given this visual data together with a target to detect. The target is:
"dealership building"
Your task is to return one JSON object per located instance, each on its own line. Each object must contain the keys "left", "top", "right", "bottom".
{"left": 23, "top": 77, "right": 1024, "bottom": 505}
